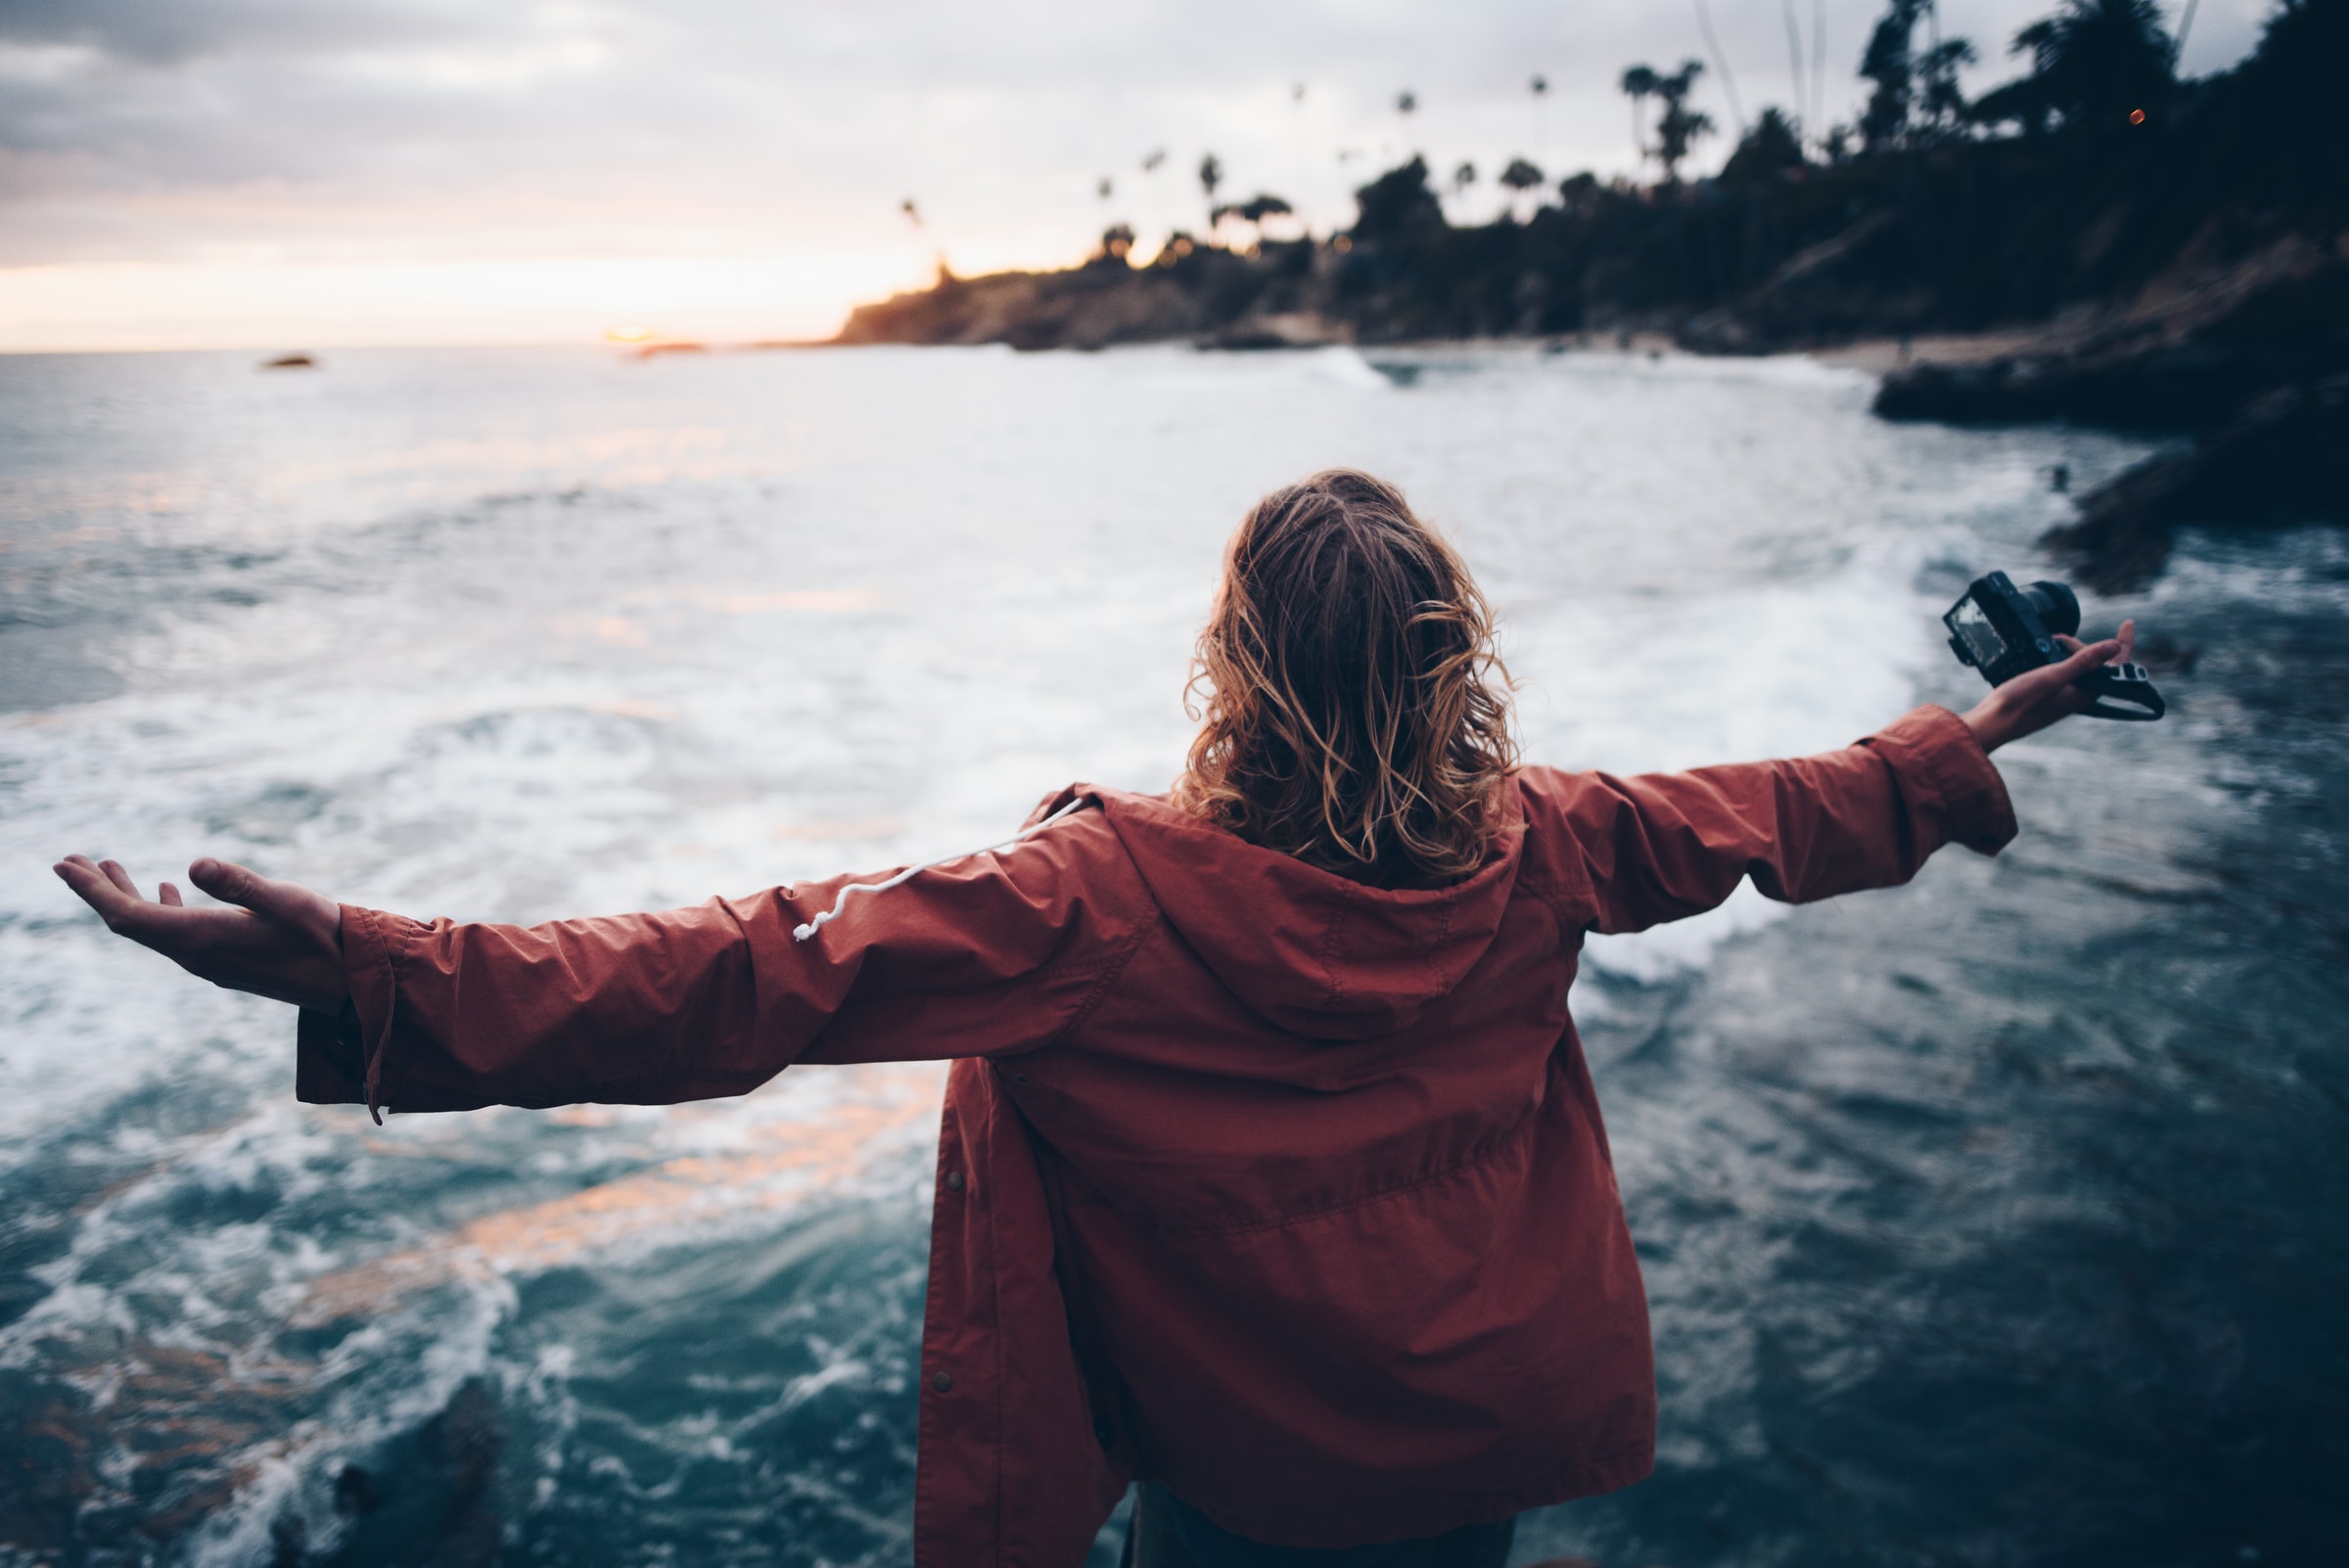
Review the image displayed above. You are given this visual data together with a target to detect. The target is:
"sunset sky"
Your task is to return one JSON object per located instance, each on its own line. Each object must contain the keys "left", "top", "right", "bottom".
{"left": 0, "top": 0, "right": 2270, "bottom": 352}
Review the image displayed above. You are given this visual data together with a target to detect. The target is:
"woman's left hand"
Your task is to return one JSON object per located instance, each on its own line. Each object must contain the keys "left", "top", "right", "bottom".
{"left": 1959, "top": 619, "right": 2138, "bottom": 753}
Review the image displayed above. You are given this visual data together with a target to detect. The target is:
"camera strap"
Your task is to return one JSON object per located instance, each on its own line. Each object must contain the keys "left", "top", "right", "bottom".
{"left": 2076, "top": 661, "right": 2166, "bottom": 721}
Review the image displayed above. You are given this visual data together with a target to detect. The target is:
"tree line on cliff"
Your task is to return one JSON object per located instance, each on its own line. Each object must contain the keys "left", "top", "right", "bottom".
{"left": 1274, "top": 0, "right": 2341, "bottom": 349}
{"left": 838, "top": 0, "right": 2342, "bottom": 361}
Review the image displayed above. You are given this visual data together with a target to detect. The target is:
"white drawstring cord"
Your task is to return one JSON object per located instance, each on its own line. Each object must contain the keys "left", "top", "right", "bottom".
{"left": 791, "top": 797, "right": 1091, "bottom": 943}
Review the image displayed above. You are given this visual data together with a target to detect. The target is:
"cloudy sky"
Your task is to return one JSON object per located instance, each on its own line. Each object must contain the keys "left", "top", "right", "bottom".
{"left": 0, "top": 0, "right": 2273, "bottom": 351}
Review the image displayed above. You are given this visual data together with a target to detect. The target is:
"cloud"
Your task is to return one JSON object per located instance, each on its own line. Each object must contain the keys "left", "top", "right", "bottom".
{"left": 0, "top": 0, "right": 2277, "bottom": 346}
{"left": 0, "top": 0, "right": 451, "bottom": 64}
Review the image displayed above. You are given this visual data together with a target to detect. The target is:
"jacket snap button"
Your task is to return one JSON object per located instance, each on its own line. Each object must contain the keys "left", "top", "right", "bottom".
{"left": 944, "top": 1171, "right": 964, "bottom": 1191}
{"left": 933, "top": 1371, "right": 954, "bottom": 1393}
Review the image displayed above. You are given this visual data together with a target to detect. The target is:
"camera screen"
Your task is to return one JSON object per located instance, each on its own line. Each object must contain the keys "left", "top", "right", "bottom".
{"left": 1948, "top": 597, "right": 2008, "bottom": 669}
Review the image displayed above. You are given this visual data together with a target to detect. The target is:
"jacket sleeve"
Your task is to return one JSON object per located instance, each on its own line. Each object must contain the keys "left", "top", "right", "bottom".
{"left": 1539, "top": 704, "right": 2017, "bottom": 937}
{"left": 294, "top": 807, "right": 1146, "bottom": 1118}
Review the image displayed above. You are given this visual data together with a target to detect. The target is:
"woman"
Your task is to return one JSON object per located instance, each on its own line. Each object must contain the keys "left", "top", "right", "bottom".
{"left": 56, "top": 470, "right": 2133, "bottom": 1568}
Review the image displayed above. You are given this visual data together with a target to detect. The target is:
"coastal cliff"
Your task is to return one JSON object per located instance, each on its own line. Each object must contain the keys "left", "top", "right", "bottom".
{"left": 835, "top": 243, "right": 1349, "bottom": 353}
{"left": 829, "top": 0, "right": 2345, "bottom": 587}
{"left": 1872, "top": 229, "right": 2349, "bottom": 587}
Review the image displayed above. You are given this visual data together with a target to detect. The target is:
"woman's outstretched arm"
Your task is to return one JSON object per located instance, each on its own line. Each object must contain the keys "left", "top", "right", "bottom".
{"left": 1540, "top": 623, "right": 2139, "bottom": 936}
{"left": 54, "top": 804, "right": 1150, "bottom": 1119}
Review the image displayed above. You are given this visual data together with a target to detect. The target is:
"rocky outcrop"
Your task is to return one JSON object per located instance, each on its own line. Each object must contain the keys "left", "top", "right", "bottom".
{"left": 1871, "top": 232, "right": 2349, "bottom": 431}
{"left": 834, "top": 258, "right": 1208, "bottom": 351}
{"left": 831, "top": 241, "right": 1349, "bottom": 352}
{"left": 1865, "top": 232, "right": 2349, "bottom": 588}
{"left": 2043, "top": 374, "right": 2349, "bottom": 590}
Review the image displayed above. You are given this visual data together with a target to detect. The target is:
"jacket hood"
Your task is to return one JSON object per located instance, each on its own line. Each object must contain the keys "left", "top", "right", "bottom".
{"left": 1068, "top": 784, "right": 1526, "bottom": 1041}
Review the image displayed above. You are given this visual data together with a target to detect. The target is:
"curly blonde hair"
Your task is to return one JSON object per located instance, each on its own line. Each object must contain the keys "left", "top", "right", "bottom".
{"left": 1174, "top": 469, "right": 1517, "bottom": 883}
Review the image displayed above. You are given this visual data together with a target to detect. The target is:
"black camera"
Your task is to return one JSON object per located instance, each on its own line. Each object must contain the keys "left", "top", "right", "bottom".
{"left": 1943, "top": 572, "right": 2164, "bottom": 721}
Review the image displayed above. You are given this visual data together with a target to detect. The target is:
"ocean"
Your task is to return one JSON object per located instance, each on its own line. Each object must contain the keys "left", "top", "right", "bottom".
{"left": 2, "top": 343, "right": 2342, "bottom": 1566}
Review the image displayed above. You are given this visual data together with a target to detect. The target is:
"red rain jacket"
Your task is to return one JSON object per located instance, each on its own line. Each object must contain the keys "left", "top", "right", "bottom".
{"left": 297, "top": 705, "right": 2014, "bottom": 1565}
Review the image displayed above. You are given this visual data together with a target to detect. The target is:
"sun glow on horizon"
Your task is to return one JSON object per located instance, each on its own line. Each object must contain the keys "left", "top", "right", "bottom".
{"left": 0, "top": 251, "right": 959, "bottom": 354}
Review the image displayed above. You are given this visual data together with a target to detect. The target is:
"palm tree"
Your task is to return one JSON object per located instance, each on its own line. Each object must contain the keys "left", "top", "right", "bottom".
{"left": 1230, "top": 194, "right": 1294, "bottom": 249}
{"left": 1199, "top": 154, "right": 1223, "bottom": 235}
{"left": 1653, "top": 61, "right": 1715, "bottom": 181}
{"left": 1860, "top": 0, "right": 1928, "bottom": 151}
{"left": 2011, "top": 0, "right": 2177, "bottom": 131}
{"left": 1620, "top": 65, "right": 1662, "bottom": 167}
{"left": 1721, "top": 106, "right": 1807, "bottom": 182}
{"left": 1916, "top": 35, "right": 1977, "bottom": 137}
{"left": 1497, "top": 158, "right": 1544, "bottom": 219}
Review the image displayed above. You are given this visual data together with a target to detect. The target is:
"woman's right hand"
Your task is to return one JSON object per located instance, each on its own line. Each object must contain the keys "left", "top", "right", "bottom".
{"left": 53, "top": 854, "right": 348, "bottom": 1013}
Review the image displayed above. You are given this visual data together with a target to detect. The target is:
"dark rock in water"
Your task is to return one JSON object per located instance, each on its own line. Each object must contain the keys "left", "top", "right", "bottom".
{"left": 2043, "top": 375, "right": 2349, "bottom": 590}
{"left": 414, "top": 1377, "right": 506, "bottom": 1565}
{"left": 261, "top": 354, "right": 316, "bottom": 370}
{"left": 1873, "top": 355, "right": 2076, "bottom": 423}
{"left": 0, "top": 1379, "right": 97, "bottom": 1553}
{"left": 333, "top": 1462, "right": 382, "bottom": 1517}
{"left": 315, "top": 1377, "right": 506, "bottom": 1566}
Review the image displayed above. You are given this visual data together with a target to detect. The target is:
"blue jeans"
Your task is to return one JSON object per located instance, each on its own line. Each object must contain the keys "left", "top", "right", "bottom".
{"left": 1122, "top": 1483, "right": 1518, "bottom": 1568}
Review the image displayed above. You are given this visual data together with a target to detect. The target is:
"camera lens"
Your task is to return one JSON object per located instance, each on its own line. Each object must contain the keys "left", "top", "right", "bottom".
{"left": 2023, "top": 580, "right": 2080, "bottom": 637}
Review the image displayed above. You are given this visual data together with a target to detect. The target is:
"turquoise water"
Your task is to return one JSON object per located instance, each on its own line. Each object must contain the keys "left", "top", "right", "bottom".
{"left": 1, "top": 344, "right": 2342, "bottom": 1566}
